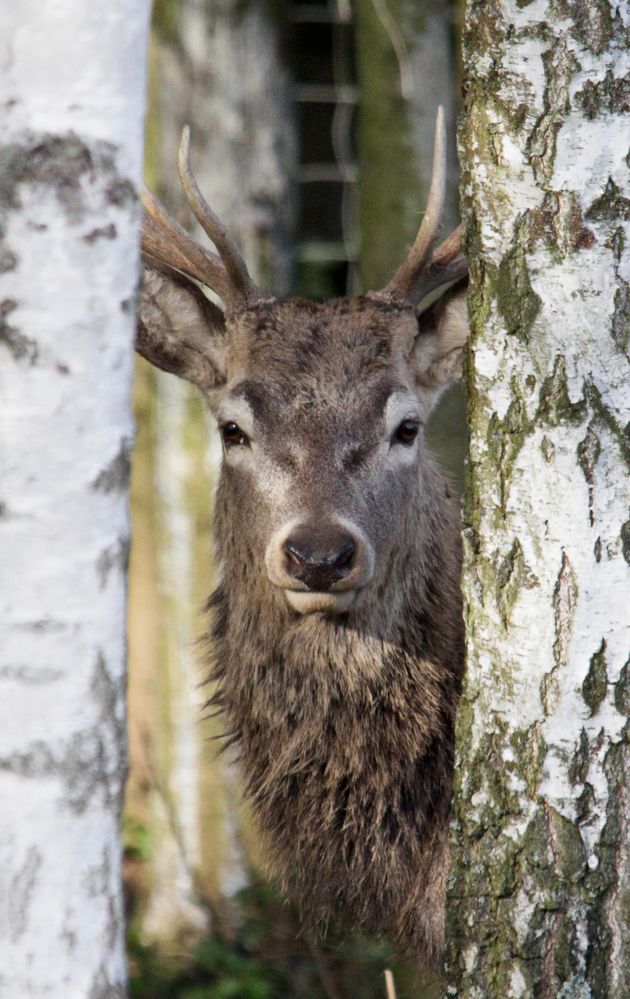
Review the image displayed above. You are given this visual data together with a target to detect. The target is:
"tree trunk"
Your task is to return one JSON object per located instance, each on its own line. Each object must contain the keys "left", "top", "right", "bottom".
{"left": 0, "top": 1, "right": 149, "bottom": 995}
{"left": 354, "top": 0, "right": 458, "bottom": 292}
{"left": 447, "top": 2, "right": 630, "bottom": 995}
{"left": 126, "top": 0, "right": 295, "bottom": 949}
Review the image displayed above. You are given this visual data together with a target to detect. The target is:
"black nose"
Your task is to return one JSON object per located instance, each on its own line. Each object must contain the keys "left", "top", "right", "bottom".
{"left": 283, "top": 524, "right": 357, "bottom": 592}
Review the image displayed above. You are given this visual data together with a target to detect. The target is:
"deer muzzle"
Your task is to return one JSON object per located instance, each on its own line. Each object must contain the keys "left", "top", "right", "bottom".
{"left": 265, "top": 519, "right": 374, "bottom": 615}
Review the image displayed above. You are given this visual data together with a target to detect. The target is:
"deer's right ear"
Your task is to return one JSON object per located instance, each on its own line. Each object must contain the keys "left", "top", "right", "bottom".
{"left": 136, "top": 265, "right": 227, "bottom": 392}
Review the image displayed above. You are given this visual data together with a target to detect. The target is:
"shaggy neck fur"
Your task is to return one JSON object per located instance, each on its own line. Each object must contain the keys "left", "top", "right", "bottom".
{"left": 207, "top": 453, "right": 464, "bottom": 966}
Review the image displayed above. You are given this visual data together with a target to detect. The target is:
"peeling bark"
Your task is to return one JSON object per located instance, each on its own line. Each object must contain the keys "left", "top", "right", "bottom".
{"left": 0, "top": 1, "right": 149, "bottom": 995}
{"left": 447, "top": 1, "right": 630, "bottom": 995}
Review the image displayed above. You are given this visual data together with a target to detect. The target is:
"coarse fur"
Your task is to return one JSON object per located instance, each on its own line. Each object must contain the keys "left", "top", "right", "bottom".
{"left": 136, "top": 115, "right": 468, "bottom": 968}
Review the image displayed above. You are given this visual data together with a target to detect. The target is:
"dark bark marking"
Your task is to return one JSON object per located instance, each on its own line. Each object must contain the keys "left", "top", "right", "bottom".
{"left": 9, "top": 846, "right": 41, "bottom": 943}
{"left": 92, "top": 440, "right": 132, "bottom": 493}
{"left": 0, "top": 298, "right": 38, "bottom": 364}
{"left": 0, "top": 133, "right": 129, "bottom": 224}
{"left": 577, "top": 424, "right": 601, "bottom": 526}
{"left": 541, "top": 550, "right": 578, "bottom": 714}
{"left": 576, "top": 69, "right": 630, "bottom": 119}
{"left": 582, "top": 639, "right": 608, "bottom": 716}
{"left": 96, "top": 537, "right": 130, "bottom": 589}
{"left": 614, "top": 655, "right": 630, "bottom": 716}
{"left": 0, "top": 653, "right": 127, "bottom": 815}
{"left": 586, "top": 178, "right": 630, "bottom": 223}
{"left": 82, "top": 223, "right": 117, "bottom": 244}
{"left": 0, "top": 664, "right": 63, "bottom": 684}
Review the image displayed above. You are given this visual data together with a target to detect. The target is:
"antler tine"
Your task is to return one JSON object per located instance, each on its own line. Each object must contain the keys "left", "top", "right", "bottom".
{"left": 141, "top": 187, "right": 233, "bottom": 304}
{"left": 178, "top": 126, "right": 262, "bottom": 307}
{"left": 381, "top": 106, "right": 447, "bottom": 303}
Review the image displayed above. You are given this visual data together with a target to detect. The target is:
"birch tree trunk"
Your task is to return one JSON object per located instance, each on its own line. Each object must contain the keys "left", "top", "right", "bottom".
{"left": 448, "top": 1, "right": 630, "bottom": 995}
{"left": 0, "top": 2, "right": 149, "bottom": 995}
{"left": 126, "top": 0, "right": 295, "bottom": 948}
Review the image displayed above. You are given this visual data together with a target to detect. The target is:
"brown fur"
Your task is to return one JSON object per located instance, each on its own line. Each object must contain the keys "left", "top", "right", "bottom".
{"left": 137, "top": 287, "right": 466, "bottom": 966}
{"left": 137, "top": 153, "right": 468, "bottom": 965}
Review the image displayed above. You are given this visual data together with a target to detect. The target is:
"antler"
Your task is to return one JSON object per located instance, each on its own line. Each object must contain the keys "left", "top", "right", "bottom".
{"left": 141, "top": 128, "right": 262, "bottom": 310}
{"left": 177, "top": 127, "right": 262, "bottom": 305}
{"left": 373, "top": 106, "right": 467, "bottom": 306}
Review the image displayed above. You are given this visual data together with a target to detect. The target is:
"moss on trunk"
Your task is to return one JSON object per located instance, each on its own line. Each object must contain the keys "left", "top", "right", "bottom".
{"left": 447, "top": 2, "right": 630, "bottom": 995}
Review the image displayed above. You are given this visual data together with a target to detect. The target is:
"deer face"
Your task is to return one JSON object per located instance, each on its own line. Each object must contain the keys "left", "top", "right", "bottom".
{"left": 137, "top": 111, "right": 468, "bottom": 616}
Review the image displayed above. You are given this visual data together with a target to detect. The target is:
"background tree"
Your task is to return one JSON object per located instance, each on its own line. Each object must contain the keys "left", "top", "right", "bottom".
{"left": 0, "top": 0, "right": 149, "bottom": 994}
{"left": 447, "top": 1, "right": 630, "bottom": 995}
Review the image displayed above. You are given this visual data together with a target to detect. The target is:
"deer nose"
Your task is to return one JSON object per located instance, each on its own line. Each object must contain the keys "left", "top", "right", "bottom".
{"left": 283, "top": 525, "right": 357, "bottom": 592}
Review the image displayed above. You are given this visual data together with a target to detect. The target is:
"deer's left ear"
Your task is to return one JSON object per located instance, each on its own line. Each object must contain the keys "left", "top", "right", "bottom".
{"left": 411, "top": 281, "right": 469, "bottom": 412}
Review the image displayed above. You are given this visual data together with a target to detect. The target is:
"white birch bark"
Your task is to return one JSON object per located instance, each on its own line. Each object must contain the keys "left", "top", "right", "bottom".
{"left": 0, "top": 2, "right": 150, "bottom": 995}
{"left": 448, "top": 1, "right": 630, "bottom": 995}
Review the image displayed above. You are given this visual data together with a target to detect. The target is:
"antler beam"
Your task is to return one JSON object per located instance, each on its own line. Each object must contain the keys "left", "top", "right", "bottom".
{"left": 141, "top": 187, "right": 233, "bottom": 304}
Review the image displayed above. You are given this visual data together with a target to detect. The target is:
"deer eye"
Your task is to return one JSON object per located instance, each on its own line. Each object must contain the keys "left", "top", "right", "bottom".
{"left": 221, "top": 421, "right": 249, "bottom": 448}
{"left": 393, "top": 419, "right": 420, "bottom": 446}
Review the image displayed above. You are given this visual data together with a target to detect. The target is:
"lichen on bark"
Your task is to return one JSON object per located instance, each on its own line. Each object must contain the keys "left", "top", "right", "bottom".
{"left": 447, "top": 0, "right": 630, "bottom": 995}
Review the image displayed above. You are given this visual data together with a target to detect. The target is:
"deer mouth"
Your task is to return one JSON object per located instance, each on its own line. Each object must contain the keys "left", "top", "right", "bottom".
{"left": 283, "top": 589, "right": 358, "bottom": 615}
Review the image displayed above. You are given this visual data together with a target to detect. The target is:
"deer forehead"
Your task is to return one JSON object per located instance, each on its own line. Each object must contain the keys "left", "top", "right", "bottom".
{"left": 219, "top": 376, "right": 419, "bottom": 441}
{"left": 224, "top": 296, "right": 420, "bottom": 384}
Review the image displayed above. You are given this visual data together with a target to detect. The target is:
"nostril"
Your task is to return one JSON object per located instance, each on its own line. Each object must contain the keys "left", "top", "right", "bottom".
{"left": 282, "top": 529, "right": 358, "bottom": 591}
{"left": 284, "top": 541, "right": 306, "bottom": 570}
{"left": 334, "top": 540, "right": 356, "bottom": 574}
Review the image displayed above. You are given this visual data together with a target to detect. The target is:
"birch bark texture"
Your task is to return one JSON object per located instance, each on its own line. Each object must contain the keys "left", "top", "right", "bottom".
{"left": 0, "top": 2, "right": 149, "bottom": 995}
{"left": 448, "top": 1, "right": 630, "bottom": 996}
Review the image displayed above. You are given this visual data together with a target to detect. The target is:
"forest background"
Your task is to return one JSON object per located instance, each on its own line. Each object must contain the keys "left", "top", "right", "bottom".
{"left": 126, "top": 1, "right": 464, "bottom": 996}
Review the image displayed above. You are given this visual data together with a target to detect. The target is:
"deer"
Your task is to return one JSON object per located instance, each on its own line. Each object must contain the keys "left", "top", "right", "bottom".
{"left": 136, "top": 106, "right": 468, "bottom": 969}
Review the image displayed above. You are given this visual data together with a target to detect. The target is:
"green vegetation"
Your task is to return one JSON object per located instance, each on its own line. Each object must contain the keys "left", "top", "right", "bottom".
{"left": 127, "top": 877, "right": 409, "bottom": 999}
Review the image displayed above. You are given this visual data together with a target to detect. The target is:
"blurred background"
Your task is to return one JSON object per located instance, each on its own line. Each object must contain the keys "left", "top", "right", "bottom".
{"left": 126, "top": 1, "right": 465, "bottom": 995}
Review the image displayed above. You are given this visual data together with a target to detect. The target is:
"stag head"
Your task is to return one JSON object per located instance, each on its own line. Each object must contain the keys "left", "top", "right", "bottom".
{"left": 137, "top": 108, "right": 468, "bottom": 618}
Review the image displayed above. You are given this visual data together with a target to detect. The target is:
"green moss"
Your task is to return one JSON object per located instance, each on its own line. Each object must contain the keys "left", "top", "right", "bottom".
{"left": 484, "top": 378, "right": 537, "bottom": 516}
{"left": 495, "top": 238, "right": 542, "bottom": 343}
{"left": 509, "top": 722, "right": 546, "bottom": 796}
{"left": 537, "top": 355, "right": 587, "bottom": 427}
{"left": 495, "top": 538, "right": 539, "bottom": 628}
{"left": 582, "top": 640, "right": 608, "bottom": 716}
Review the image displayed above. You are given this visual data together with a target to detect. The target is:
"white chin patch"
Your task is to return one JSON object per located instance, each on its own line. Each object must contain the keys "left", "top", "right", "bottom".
{"left": 284, "top": 589, "right": 357, "bottom": 615}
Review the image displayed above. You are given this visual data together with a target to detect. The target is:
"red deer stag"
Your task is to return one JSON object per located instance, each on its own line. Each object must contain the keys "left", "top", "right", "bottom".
{"left": 137, "top": 107, "right": 468, "bottom": 967}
